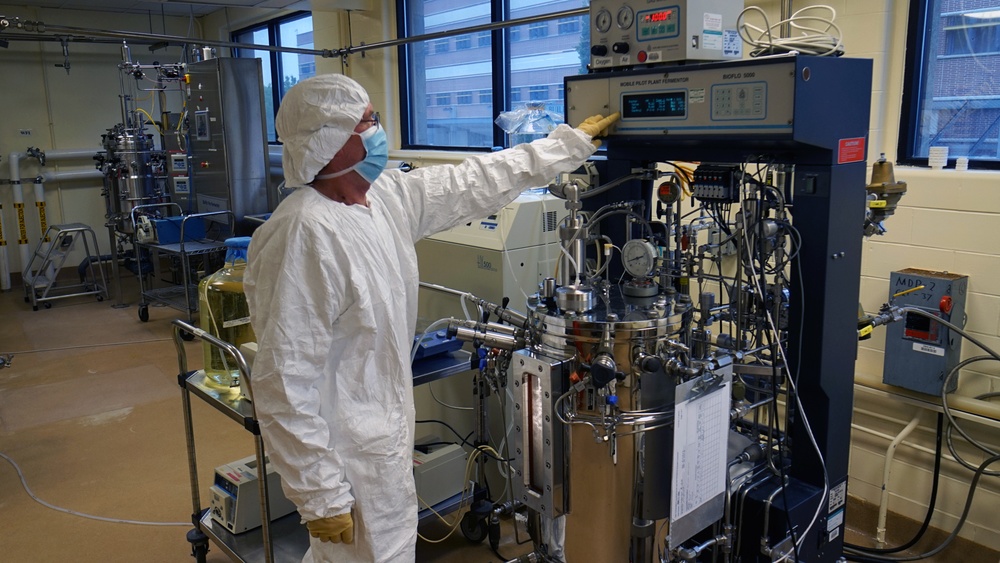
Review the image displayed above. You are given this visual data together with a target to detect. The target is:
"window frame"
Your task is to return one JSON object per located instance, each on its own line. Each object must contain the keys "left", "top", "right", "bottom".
{"left": 231, "top": 11, "right": 315, "bottom": 144}
{"left": 898, "top": 0, "right": 1000, "bottom": 169}
{"left": 396, "top": 0, "right": 587, "bottom": 151}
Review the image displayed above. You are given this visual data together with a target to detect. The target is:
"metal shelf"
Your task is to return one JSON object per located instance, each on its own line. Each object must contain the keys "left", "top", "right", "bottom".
{"left": 199, "top": 510, "right": 309, "bottom": 563}
{"left": 412, "top": 350, "right": 473, "bottom": 387}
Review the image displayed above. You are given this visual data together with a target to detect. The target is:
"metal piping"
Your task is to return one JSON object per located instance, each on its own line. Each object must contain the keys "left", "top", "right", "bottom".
{"left": 2, "top": 148, "right": 108, "bottom": 289}
{"left": 7, "top": 8, "right": 588, "bottom": 59}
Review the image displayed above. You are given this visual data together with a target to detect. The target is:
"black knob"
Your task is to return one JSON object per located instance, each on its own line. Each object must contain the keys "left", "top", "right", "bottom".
{"left": 612, "top": 42, "right": 630, "bottom": 54}
{"left": 591, "top": 44, "right": 608, "bottom": 57}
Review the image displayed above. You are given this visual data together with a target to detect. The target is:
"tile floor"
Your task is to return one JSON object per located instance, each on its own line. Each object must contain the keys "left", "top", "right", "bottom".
{"left": 1, "top": 273, "right": 996, "bottom": 562}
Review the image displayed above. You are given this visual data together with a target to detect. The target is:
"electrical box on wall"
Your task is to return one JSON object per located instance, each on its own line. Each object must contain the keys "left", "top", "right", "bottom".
{"left": 882, "top": 269, "right": 968, "bottom": 395}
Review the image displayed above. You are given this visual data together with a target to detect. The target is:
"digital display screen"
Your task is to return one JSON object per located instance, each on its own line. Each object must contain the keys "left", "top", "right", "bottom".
{"left": 623, "top": 91, "right": 687, "bottom": 118}
{"left": 643, "top": 9, "right": 673, "bottom": 23}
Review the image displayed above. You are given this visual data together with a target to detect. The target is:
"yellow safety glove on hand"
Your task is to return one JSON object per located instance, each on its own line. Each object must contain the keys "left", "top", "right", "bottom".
{"left": 306, "top": 512, "right": 354, "bottom": 544}
{"left": 576, "top": 112, "right": 621, "bottom": 147}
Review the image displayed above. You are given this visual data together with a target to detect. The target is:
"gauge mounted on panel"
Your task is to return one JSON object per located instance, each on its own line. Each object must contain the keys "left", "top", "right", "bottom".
{"left": 595, "top": 9, "right": 613, "bottom": 33}
{"left": 617, "top": 6, "right": 635, "bottom": 30}
{"left": 622, "top": 239, "right": 657, "bottom": 279}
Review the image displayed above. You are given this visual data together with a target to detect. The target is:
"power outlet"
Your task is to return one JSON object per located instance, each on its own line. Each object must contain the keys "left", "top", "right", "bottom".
{"left": 19, "top": 129, "right": 31, "bottom": 136}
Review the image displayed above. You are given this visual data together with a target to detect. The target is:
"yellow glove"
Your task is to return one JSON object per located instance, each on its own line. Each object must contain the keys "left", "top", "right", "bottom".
{"left": 306, "top": 512, "right": 354, "bottom": 544}
{"left": 576, "top": 112, "right": 621, "bottom": 147}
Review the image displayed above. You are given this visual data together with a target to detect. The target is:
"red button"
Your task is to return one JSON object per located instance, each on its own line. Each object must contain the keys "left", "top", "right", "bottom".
{"left": 939, "top": 295, "right": 953, "bottom": 314}
{"left": 638, "top": 51, "right": 648, "bottom": 63}
{"left": 201, "top": 162, "right": 209, "bottom": 168}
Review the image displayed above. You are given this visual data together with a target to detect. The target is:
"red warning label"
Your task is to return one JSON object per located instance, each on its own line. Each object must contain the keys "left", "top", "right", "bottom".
{"left": 838, "top": 137, "right": 866, "bottom": 164}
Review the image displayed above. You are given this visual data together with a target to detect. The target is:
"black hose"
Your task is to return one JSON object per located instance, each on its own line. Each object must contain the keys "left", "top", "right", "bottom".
{"left": 843, "top": 452, "right": 1000, "bottom": 562}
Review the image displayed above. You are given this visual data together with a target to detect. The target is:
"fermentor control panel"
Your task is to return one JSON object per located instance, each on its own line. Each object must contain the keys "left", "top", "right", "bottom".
{"left": 566, "top": 58, "right": 795, "bottom": 137}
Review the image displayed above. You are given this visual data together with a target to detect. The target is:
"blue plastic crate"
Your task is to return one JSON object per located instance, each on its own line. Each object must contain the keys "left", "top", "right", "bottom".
{"left": 153, "top": 217, "right": 206, "bottom": 244}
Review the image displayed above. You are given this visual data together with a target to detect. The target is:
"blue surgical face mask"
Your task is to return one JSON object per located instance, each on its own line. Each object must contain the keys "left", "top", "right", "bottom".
{"left": 314, "top": 125, "right": 388, "bottom": 184}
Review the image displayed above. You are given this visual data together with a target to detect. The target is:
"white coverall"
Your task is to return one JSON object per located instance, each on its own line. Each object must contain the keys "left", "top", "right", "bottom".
{"left": 244, "top": 124, "right": 596, "bottom": 562}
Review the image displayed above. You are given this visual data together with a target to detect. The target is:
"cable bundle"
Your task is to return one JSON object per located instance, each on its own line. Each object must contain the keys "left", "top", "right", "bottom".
{"left": 737, "top": 5, "right": 845, "bottom": 57}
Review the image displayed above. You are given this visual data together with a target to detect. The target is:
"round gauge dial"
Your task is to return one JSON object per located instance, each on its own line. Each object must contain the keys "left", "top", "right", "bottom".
{"left": 622, "top": 239, "right": 657, "bottom": 278}
{"left": 595, "top": 9, "right": 613, "bottom": 33}
{"left": 617, "top": 6, "right": 635, "bottom": 30}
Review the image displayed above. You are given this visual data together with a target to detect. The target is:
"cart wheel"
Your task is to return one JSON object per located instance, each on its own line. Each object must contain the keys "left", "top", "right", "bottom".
{"left": 97, "top": 295, "right": 104, "bottom": 302}
{"left": 32, "top": 305, "right": 38, "bottom": 311}
{"left": 191, "top": 542, "right": 209, "bottom": 563}
{"left": 23, "top": 296, "right": 29, "bottom": 303}
{"left": 460, "top": 512, "right": 488, "bottom": 543}
{"left": 44, "top": 303, "right": 52, "bottom": 309}
{"left": 187, "top": 527, "right": 210, "bottom": 563}
{"left": 138, "top": 306, "right": 149, "bottom": 322}
{"left": 180, "top": 331, "right": 195, "bottom": 341}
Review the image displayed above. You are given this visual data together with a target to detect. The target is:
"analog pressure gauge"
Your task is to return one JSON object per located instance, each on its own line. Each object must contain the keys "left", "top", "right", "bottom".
{"left": 617, "top": 6, "right": 635, "bottom": 30}
{"left": 595, "top": 9, "right": 613, "bottom": 33}
{"left": 622, "top": 239, "right": 657, "bottom": 278}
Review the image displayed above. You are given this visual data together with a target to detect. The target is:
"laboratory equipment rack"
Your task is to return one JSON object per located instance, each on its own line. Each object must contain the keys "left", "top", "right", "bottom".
{"left": 133, "top": 204, "right": 234, "bottom": 323}
{"left": 22, "top": 223, "right": 108, "bottom": 310}
{"left": 173, "top": 320, "right": 481, "bottom": 562}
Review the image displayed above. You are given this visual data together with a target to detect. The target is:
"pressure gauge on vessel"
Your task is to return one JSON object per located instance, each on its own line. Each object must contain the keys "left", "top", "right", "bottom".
{"left": 622, "top": 239, "right": 657, "bottom": 278}
{"left": 595, "top": 9, "right": 613, "bottom": 33}
{"left": 617, "top": 6, "right": 635, "bottom": 30}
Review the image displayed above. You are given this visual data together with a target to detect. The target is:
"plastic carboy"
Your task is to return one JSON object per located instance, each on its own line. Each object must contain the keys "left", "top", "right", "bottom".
{"left": 199, "top": 236, "right": 255, "bottom": 391}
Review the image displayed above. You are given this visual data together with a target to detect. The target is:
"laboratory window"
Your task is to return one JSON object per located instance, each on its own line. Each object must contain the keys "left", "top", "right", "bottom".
{"left": 900, "top": 0, "right": 1000, "bottom": 168}
{"left": 397, "top": 0, "right": 590, "bottom": 149}
{"left": 436, "top": 93, "right": 452, "bottom": 106}
{"left": 232, "top": 12, "right": 316, "bottom": 142}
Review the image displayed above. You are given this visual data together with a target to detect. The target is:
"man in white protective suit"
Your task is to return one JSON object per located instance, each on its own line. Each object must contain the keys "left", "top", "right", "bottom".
{"left": 244, "top": 73, "right": 618, "bottom": 563}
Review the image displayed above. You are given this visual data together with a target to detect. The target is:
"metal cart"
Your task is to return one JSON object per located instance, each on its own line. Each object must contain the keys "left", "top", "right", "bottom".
{"left": 132, "top": 205, "right": 234, "bottom": 323}
{"left": 173, "top": 320, "right": 488, "bottom": 562}
{"left": 174, "top": 320, "right": 309, "bottom": 563}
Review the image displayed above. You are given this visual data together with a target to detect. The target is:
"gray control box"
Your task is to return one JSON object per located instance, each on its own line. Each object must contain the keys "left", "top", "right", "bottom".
{"left": 882, "top": 269, "right": 968, "bottom": 396}
{"left": 589, "top": 0, "right": 744, "bottom": 70}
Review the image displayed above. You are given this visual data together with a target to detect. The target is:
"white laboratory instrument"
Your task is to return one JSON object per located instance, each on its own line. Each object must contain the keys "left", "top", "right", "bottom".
{"left": 209, "top": 454, "right": 297, "bottom": 533}
{"left": 413, "top": 443, "right": 468, "bottom": 508}
{"left": 416, "top": 189, "right": 563, "bottom": 320}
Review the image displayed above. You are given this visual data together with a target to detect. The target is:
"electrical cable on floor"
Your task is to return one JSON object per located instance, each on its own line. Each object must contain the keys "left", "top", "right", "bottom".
{"left": 0, "top": 451, "right": 189, "bottom": 527}
{"left": 842, "top": 452, "right": 1000, "bottom": 562}
{"left": 7, "top": 337, "right": 173, "bottom": 355}
{"left": 844, "top": 413, "right": 944, "bottom": 554}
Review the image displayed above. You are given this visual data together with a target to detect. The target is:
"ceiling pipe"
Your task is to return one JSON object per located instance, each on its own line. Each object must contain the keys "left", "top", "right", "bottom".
{"left": 4, "top": 8, "right": 589, "bottom": 59}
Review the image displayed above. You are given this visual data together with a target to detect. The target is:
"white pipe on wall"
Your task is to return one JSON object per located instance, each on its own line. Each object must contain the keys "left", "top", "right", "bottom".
{"left": 2, "top": 149, "right": 107, "bottom": 290}
{"left": 6, "top": 152, "right": 30, "bottom": 288}
{"left": 41, "top": 149, "right": 103, "bottom": 160}
{"left": 876, "top": 412, "right": 922, "bottom": 545}
{"left": 40, "top": 169, "right": 104, "bottom": 182}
